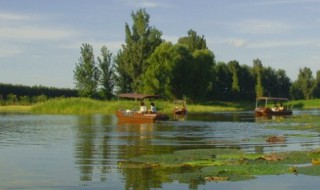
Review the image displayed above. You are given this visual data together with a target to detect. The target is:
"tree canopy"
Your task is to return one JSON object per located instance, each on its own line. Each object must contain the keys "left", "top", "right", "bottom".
{"left": 70, "top": 9, "right": 320, "bottom": 102}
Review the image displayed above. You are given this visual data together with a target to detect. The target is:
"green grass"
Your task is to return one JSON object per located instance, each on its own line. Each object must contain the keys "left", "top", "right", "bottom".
{"left": 290, "top": 99, "right": 320, "bottom": 109}
{"left": 0, "top": 105, "right": 32, "bottom": 113}
{"left": 27, "top": 97, "right": 250, "bottom": 114}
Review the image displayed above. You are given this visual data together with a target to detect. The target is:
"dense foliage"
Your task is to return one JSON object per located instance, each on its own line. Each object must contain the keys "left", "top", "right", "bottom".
{"left": 72, "top": 8, "right": 320, "bottom": 102}
{"left": 0, "top": 83, "right": 77, "bottom": 105}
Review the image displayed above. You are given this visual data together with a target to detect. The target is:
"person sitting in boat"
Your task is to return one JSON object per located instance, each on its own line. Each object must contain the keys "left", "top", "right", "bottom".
{"left": 150, "top": 102, "right": 157, "bottom": 113}
{"left": 272, "top": 103, "right": 279, "bottom": 111}
{"left": 139, "top": 102, "right": 147, "bottom": 114}
{"left": 279, "top": 102, "right": 284, "bottom": 111}
{"left": 181, "top": 103, "right": 187, "bottom": 112}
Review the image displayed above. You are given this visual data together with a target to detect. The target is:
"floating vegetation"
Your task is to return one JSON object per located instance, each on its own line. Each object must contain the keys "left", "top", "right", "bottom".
{"left": 120, "top": 148, "right": 320, "bottom": 182}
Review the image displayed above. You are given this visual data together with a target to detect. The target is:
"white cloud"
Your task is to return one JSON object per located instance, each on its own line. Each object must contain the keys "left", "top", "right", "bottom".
{"left": 125, "top": 0, "right": 168, "bottom": 8}
{"left": 247, "top": 39, "right": 313, "bottom": 48}
{"left": 232, "top": 19, "right": 292, "bottom": 35}
{"left": 0, "top": 12, "right": 33, "bottom": 21}
{"left": 226, "top": 39, "right": 248, "bottom": 48}
{"left": 0, "top": 26, "right": 76, "bottom": 41}
{"left": 254, "top": 0, "right": 320, "bottom": 6}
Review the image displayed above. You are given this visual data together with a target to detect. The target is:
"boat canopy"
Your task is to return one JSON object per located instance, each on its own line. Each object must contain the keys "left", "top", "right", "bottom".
{"left": 256, "top": 97, "right": 290, "bottom": 101}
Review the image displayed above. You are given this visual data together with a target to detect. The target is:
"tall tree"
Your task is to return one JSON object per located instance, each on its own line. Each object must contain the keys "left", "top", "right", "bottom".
{"left": 228, "top": 60, "right": 240, "bottom": 100}
{"left": 212, "top": 62, "right": 232, "bottom": 101}
{"left": 253, "top": 59, "right": 264, "bottom": 97}
{"left": 178, "top": 29, "right": 207, "bottom": 51}
{"left": 73, "top": 43, "right": 99, "bottom": 98}
{"left": 139, "top": 43, "right": 196, "bottom": 100}
{"left": 114, "top": 8, "right": 163, "bottom": 92}
{"left": 191, "top": 49, "right": 215, "bottom": 101}
{"left": 238, "top": 65, "right": 255, "bottom": 101}
{"left": 114, "top": 50, "right": 132, "bottom": 93}
{"left": 313, "top": 70, "right": 320, "bottom": 98}
{"left": 138, "top": 42, "right": 174, "bottom": 98}
{"left": 169, "top": 44, "right": 195, "bottom": 99}
{"left": 296, "top": 67, "right": 315, "bottom": 99}
{"left": 275, "top": 69, "right": 291, "bottom": 98}
{"left": 97, "top": 46, "right": 114, "bottom": 100}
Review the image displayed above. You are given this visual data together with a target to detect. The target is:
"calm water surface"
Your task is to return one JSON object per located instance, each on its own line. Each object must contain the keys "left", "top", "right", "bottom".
{"left": 1, "top": 110, "right": 320, "bottom": 189}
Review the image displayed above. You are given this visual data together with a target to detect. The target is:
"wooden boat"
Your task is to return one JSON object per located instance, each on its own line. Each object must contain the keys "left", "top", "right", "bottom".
{"left": 173, "top": 108, "right": 187, "bottom": 115}
{"left": 255, "top": 97, "right": 292, "bottom": 116}
{"left": 173, "top": 99, "right": 188, "bottom": 115}
{"left": 115, "top": 110, "right": 169, "bottom": 123}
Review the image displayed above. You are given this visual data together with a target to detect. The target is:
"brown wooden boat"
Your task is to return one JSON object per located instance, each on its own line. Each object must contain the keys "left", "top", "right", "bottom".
{"left": 115, "top": 110, "right": 169, "bottom": 123}
{"left": 173, "top": 108, "right": 187, "bottom": 115}
{"left": 255, "top": 97, "right": 292, "bottom": 116}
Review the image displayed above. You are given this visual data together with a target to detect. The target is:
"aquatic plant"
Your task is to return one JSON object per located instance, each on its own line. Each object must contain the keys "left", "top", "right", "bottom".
{"left": 120, "top": 148, "right": 320, "bottom": 182}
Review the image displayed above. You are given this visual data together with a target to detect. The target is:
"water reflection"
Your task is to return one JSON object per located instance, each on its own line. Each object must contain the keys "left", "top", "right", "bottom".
{"left": 1, "top": 111, "right": 320, "bottom": 189}
{"left": 74, "top": 115, "right": 115, "bottom": 182}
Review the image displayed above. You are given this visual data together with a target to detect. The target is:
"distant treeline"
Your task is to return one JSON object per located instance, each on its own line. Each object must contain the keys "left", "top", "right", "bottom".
{"left": 0, "top": 83, "right": 78, "bottom": 105}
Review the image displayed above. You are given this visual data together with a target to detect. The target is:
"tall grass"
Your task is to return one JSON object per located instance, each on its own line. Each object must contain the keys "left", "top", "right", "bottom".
{"left": 290, "top": 99, "right": 320, "bottom": 109}
{"left": 0, "top": 105, "right": 32, "bottom": 113}
{"left": 30, "top": 97, "right": 250, "bottom": 115}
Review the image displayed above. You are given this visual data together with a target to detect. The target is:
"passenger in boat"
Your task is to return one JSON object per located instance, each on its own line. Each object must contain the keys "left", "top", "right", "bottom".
{"left": 279, "top": 102, "right": 284, "bottom": 111}
{"left": 139, "top": 102, "right": 147, "bottom": 113}
{"left": 272, "top": 103, "right": 279, "bottom": 111}
{"left": 181, "top": 103, "right": 187, "bottom": 112}
{"left": 150, "top": 102, "right": 157, "bottom": 113}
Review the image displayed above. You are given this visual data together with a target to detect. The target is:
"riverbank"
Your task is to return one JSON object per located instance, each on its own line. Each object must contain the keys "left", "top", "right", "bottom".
{"left": 0, "top": 98, "right": 319, "bottom": 114}
{"left": 0, "top": 105, "right": 32, "bottom": 113}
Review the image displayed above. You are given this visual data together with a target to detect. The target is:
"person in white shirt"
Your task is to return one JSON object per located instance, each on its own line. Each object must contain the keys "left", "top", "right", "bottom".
{"left": 139, "top": 102, "right": 147, "bottom": 113}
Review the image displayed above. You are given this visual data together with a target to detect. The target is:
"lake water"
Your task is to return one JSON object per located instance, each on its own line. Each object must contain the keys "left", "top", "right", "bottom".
{"left": 1, "top": 110, "right": 320, "bottom": 190}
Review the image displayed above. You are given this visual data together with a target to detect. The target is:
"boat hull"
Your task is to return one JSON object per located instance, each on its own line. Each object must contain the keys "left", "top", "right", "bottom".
{"left": 173, "top": 108, "right": 187, "bottom": 115}
{"left": 255, "top": 107, "right": 292, "bottom": 116}
{"left": 116, "top": 110, "right": 169, "bottom": 123}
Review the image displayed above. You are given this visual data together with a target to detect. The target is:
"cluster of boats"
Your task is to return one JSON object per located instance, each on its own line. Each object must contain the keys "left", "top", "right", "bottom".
{"left": 115, "top": 95, "right": 293, "bottom": 123}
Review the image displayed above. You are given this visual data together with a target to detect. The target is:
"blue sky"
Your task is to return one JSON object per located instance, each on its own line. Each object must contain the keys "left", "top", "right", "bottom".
{"left": 0, "top": 0, "right": 320, "bottom": 88}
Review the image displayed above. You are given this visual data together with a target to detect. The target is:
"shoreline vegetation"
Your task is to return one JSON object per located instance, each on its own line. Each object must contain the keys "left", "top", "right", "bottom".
{"left": 0, "top": 97, "right": 320, "bottom": 114}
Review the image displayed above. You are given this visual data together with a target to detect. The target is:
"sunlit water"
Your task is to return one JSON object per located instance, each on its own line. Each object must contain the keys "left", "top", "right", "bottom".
{"left": 1, "top": 110, "right": 320, "bottom": 189}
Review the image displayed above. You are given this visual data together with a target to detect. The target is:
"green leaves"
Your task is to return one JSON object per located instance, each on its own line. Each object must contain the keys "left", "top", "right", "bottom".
{"left": 74, "top": 43, "right": 99, "bottom": 98}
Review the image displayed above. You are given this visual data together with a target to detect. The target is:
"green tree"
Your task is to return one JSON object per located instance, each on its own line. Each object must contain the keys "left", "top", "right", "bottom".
{"left": 253, "top": 59, "right": 264, "bottom": 97}
{"left": 228, "top": 60, "right": 240, "bottom": 100}
{"left": 275, "top": 69, "right": 291, "bottom": 98}
{"left": 238, "top": 65, "right": 255, "bottom": 101}
{"left": 138, "top": 42, "right": 174, "bottom": 98}
{"left": 114, "top": 8, "right": 163, "bottom": 92}
{"left": 290, "top": 81, "right": 304, "bottom": 100}
{"left": 295, "top": 67, "right": 315, "bottom": 99}
{"left": 97, "top": 46, "right": 114, "bottom": 100}
{"left": 177, "top": 29, "right": 214, "bottom": 101}
{"left": 114, "top": 50, "right": 132, "bottom": 93}
{"left": 169, "top": 44, "right": 195, "bottom": 100}
{"left": 177, "top": 29, "right": 207, "bottom": 51}
{"left": 74, "top": 43, "right": 99, "bottom": 98}
{"left": 139, "top": 43, "right": 195, "bottom": 100}
{"left": 211, "top": 62, "right": 232, "bottom": 100}
{"left": 191, "top": 49, "right": 215, "bottom": 101}
{"left": 313, "top": 70, "right": 320, "bottom": 98}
